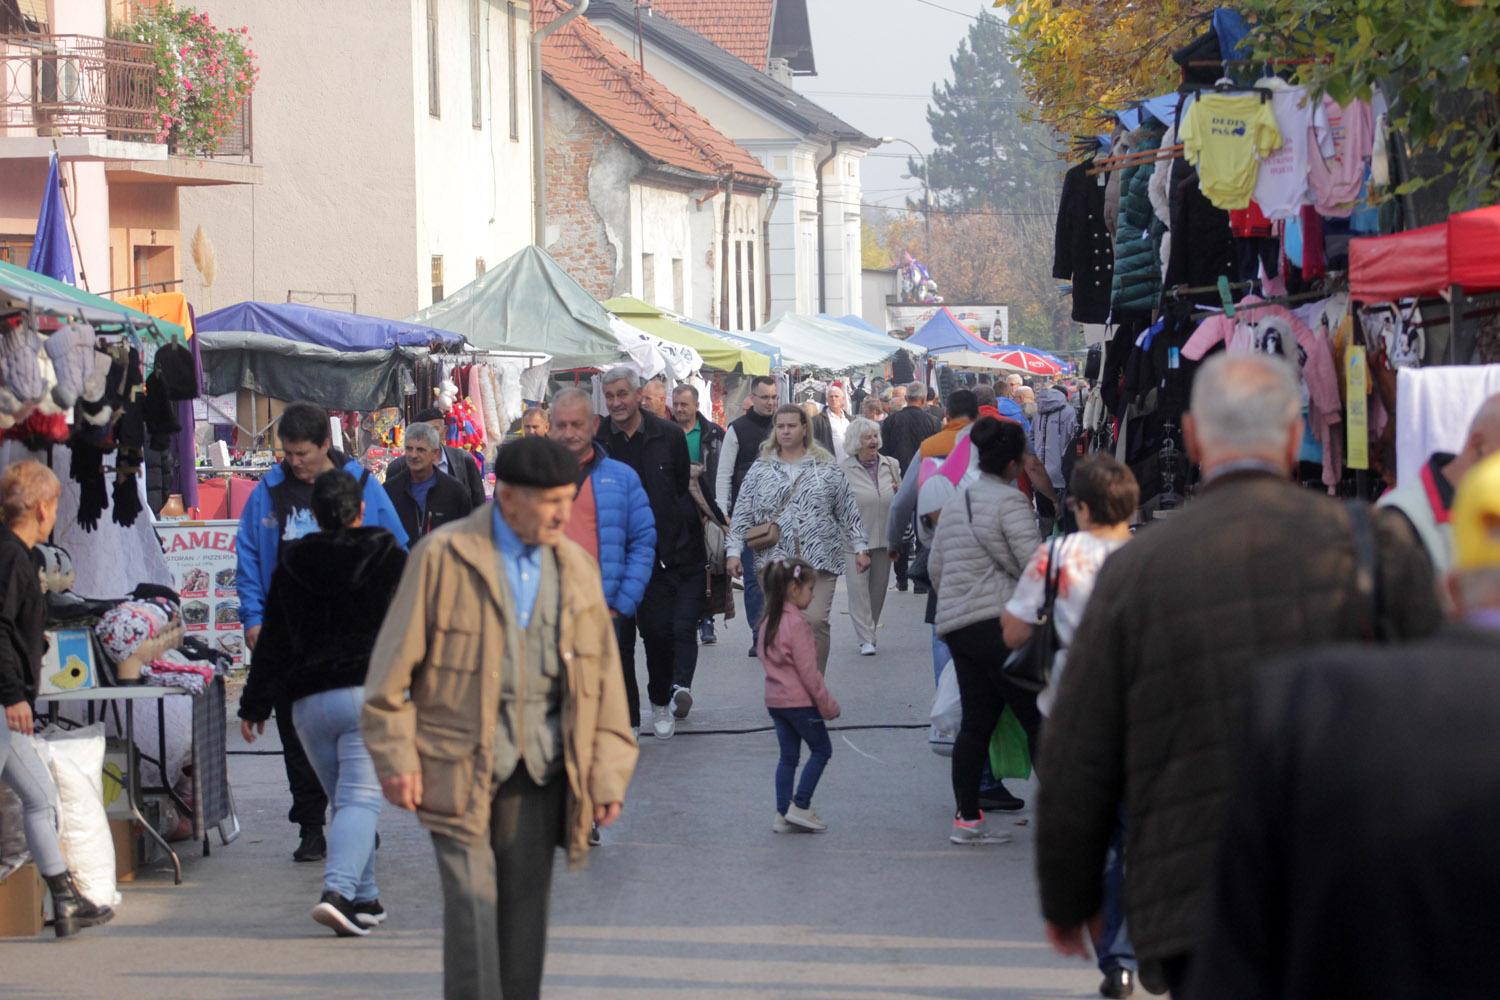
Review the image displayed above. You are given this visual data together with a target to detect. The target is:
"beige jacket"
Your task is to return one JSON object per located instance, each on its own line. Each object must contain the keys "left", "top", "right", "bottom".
{"left": 361, "top": 506, "right": 638, "bottom": 867}
{"left": 929, "top": 473, "right": 1041, "bottom": 636}
{"left": 839, "top": 453, "right": 902, "bottom": 554}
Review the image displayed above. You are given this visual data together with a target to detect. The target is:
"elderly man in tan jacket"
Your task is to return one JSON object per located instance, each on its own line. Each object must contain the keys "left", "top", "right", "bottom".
{"left": 362, "top": 436, "right": 638, "bottom": 1000}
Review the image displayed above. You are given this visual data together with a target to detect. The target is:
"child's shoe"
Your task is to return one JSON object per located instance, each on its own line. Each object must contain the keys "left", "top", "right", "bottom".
{"left": 785, "top": 804, "right": 827, "bottom": 832}
{"left": 950, "top": 812, "right": 1012, "bottom": 845}
{"left": 772, "top": 813, "right": 795, "bottom": 834}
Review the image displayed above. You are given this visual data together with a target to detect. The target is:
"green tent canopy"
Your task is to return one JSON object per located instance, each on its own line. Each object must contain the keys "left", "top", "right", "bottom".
{"left": 603, "top": 296, "right": 770, "bottom": 376}
{"left": 408, "top": 246, "right": 625, "bottom": 371}
{"left": 0, "top": 259, "right": 185, "bottom": 341}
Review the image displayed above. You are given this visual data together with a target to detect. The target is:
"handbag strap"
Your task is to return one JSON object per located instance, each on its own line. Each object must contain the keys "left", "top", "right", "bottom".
{"left": 1038, "top": 537, "right": 1064, "bottom": 621}
{"left": 1344, "top": 500, "right": 1385, "bottom": 641}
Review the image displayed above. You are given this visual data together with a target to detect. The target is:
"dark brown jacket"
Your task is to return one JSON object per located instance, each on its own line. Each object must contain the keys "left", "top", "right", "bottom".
{"left": 1036, "top": 471, "right": 1441, "bottom": 967}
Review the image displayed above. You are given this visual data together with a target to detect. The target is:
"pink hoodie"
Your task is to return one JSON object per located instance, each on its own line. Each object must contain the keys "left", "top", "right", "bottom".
{"left": 758, "top": 603, "right": 841, "bottom": 719}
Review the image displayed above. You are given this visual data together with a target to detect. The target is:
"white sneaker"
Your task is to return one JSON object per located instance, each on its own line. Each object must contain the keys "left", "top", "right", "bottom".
{"left": 772, "top": 813, "right": 795, "bottom": 834}
{"left": 784, "top": 803, "right": 827, "bottom": 832}
{"left": 671, "top": 686, "right": 693, "bottom": 720}
{"left": 859, "top": 642, "right": 877, "bottom": 656}
{"left": 650, "top": 704, "right": 675, "bottom": 740}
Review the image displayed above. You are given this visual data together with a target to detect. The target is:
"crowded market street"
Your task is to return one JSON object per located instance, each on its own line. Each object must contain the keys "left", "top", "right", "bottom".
{"left": 4, "top": 588, "right": 1094, "bottom": 1000}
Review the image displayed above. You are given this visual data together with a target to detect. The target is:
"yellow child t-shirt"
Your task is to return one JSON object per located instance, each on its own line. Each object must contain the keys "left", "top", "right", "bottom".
{"left": 1180, "top": 92, "right": 1283, "bottom": 210}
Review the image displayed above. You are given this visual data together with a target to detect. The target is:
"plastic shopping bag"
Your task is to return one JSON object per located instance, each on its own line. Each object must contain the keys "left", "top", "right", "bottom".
{"left": 988, "top": 706, "right": 1032, "bottom": 781}
{"left": 39, "top": 724, "right": 119, "bottom": 907}
{"left": 929, "top": 660, "right": 961, "bottom": 756}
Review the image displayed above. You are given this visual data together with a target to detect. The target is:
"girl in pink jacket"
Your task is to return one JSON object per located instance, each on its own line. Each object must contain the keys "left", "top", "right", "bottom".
{"left": 757, "top": 557, "right": 841, "bottom": 833}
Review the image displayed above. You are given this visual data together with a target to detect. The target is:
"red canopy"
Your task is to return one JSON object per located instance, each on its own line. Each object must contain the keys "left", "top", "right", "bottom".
{"left": 1349, "top": 205, "right": 1500, "bottom": 301}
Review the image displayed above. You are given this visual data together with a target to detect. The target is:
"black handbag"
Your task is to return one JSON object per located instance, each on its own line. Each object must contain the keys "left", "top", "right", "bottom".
{"left": 1003, "top": 536, "right": 1064, "bottom": 693}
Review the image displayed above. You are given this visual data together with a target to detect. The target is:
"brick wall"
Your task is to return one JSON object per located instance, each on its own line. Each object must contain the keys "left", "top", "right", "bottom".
{"left": 543, "top": 88, "right": 623, "bottom": 298}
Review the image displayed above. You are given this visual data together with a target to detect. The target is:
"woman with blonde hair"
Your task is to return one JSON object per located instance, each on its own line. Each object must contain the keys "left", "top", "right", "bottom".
{"left": 0, "top": 461, "right": 114, "bottom": 937}
{"left": 727, "top": 405, "right": 870, "bottom": 674}
{"left": 839, "top": 418, "right": 902, "bottom": 656}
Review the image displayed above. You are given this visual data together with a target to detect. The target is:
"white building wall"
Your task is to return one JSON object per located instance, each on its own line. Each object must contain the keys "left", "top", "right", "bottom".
{"left": 412, "top": 0, "right": 534, "bottom": 311}
{"left": 180, "top": 0, "right": 420, "bottom": 316}
{"left": 628, "top": 183, "right": 694, "bottom": 315}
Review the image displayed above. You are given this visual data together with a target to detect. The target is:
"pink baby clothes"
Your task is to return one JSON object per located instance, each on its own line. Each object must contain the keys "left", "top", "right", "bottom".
{"left": 1308, "top": 97, "right": 1374, "bottom": 218}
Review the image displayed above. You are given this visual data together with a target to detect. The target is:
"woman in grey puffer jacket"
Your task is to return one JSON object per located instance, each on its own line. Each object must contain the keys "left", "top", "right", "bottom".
{"left": 929, "top": 418, "right": 1042, "bottom": 845}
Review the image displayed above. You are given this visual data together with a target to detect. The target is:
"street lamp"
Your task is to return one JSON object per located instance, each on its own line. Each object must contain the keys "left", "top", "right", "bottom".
{"left": 880, "top": 136, "right": 931, "bottom": 267}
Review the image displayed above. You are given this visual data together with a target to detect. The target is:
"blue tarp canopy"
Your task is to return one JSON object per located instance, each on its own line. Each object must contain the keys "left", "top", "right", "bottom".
{"left": 196, "top": 301, "right": 462, "bottom": 351}
{"left": 906, "top": 307, "right": 1000, "bottom": 355}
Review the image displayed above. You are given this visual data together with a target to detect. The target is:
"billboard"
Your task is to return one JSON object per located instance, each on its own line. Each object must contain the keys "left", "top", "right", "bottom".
{"left": 889, "top": 304, "right": 1009, "bottom": 345}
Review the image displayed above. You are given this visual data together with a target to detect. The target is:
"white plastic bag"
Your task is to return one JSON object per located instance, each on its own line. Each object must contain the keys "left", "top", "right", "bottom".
{"left": 929, "top": 659, "right": 961, "bottom": 755}
{"left": 39, "top": 724, "right": 118, "bottom": 907}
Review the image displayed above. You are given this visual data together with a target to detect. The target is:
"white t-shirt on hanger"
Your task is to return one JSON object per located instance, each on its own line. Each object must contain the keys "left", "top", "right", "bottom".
{"left": 1253, "top": 79, "right": 1334, "bottom": 221}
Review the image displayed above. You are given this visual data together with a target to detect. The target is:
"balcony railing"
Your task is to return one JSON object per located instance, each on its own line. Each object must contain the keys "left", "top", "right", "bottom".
{"left": 178, "top": 92, "right": 252, "bottom": 161}
{"left": 0, "top": 33, "right": 157, "bottom": 142}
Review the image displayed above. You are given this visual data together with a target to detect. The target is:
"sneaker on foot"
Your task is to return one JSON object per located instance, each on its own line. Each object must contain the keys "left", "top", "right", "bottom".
{"left": 699, "top": 620, "right": 717, "bottom": 645}
{"left": 748, "top": 644, "right": 758, "bottom": 657}
{"left": 978, "top": 783, "right": 1026, "bottom": 812}
{"left": 950, "top": 813, "right": 1012, "bottom": 846}
{"left": 784, "top": 804, "right": 827, "bottom": 832}
{"left": 588, "top": 823, "right": 602, "bottom": 847}
{"left": 859, "top": 642, "right": 877, "bottom": 656}
{"left": 651, "top": 703, "right": 675, "bottom": 740}
{"left": 671, "top": 686, "right": 693, "bottom": 720}
{"left": 352, "top": 898, "right": 387, "bottom": 928}
{"left": 293, "top": 828, "right": 326, "bottom": 863}
{"left": 312, "top": 891, "right": 369, "bottom": 937}
{"left": 772, "top": 813, "right": 795, "bottom": 834}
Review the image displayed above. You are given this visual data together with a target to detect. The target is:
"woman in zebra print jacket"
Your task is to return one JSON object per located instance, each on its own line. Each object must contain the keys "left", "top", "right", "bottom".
{"left": 727, "top": 405, "right": 870, "bottom": 675}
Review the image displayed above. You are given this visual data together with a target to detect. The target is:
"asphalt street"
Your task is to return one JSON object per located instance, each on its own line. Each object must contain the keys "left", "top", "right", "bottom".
{"left": 2, "top": 578, "right": 1104, "bottom": 999}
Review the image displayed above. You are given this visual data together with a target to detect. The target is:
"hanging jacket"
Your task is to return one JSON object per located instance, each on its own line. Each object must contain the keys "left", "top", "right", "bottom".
{"left": 1054, "top": 160, "right": 1115, "bottom": 324}
{"left": 1110, "top": 122, "right": 1168, "bottom": 316}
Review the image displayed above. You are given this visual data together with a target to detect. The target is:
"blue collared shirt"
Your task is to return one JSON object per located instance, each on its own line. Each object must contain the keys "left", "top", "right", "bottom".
{"left": 491, "top": 505, "right": 542, "bottom": 628}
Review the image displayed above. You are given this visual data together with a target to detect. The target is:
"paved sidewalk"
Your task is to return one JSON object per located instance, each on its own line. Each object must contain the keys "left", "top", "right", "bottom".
{"left": 2, "top": 581, "right": 1102, "bottom": 999}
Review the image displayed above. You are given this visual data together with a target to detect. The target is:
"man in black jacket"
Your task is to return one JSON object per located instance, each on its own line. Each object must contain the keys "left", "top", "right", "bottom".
{"left": 386, "top": 407, "right": 487, "bottom": 509}
{"left": 1187, "top": 452, "right": 1500, "bottom": 1000}
{"left": 383, "top": 423, "right": 474, "bottom": 539}
{"left": 715, "top": 375, "right": 779, "bottom": 652}
{"left": 597, "top": 367, "right": 704, "bottom": 740}
{"left": 1036, "top": 354, "right": 1441, "bottom": 996}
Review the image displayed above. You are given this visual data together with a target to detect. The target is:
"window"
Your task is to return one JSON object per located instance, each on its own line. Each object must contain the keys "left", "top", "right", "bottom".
{"left": 671, "top": 258, "right": 684, "bottom": 314}
{"left": 476, "top": 257, "right": 487, "bottom": 278}
{"left": 640, "top": 253, "right": 656, "bottom": 304}
{"left": 470, "top": 0, "right": 483, "bottom": 129}
{"left": 431, "top": 255, "right": 445, "bottom": 303}
{"left": 0, "top": 235, "right": 34, "bottom": 266}
{"left": 507, "top": 3, "right": 520, "bottom": 141}
{"left": 427, "top": 0, "right": 440, "bottom": 118}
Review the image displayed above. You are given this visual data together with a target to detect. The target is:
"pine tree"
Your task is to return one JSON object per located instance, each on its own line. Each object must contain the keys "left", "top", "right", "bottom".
{"left": 913, "top": 9, "right": 1059, "bottom": 214}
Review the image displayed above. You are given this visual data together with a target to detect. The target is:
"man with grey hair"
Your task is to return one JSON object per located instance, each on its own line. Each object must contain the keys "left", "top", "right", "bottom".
{"left": 596, "top": 366, "right": 703, "bottom": 739}
{"left": 1036, "top": 353, "right": 1440, "bottom": 997}
{"left": 383, "top": 420, "right": 474, "bottom": 539}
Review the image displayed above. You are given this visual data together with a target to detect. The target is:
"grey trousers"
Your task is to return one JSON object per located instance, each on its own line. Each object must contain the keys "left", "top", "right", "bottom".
{"left": 431, "top": 771, "right": 566, "bottom": 1000}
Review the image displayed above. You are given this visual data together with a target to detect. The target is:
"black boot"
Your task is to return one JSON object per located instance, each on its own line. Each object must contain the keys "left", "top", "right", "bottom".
{"left": 293, "top": 826, "right": 326, "bottom": 863}
{"left": 45, "top": 871, "right": 114, "bottom": 938}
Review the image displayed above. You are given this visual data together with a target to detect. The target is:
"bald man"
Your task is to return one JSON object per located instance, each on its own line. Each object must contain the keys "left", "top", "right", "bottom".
{"left": 1379, "top": 393, "right": 1500, "bottom": 577}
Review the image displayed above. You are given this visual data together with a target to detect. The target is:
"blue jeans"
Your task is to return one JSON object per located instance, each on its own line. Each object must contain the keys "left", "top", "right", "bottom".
{"left": 0, "top": 724, "right": 66, "bottom": 877}
{"left": 742, "top": 546, "right": 764, "bottom": 643}
{"left": 293, "top": 687, "right": 382, "bottom": 901}
{"left": 1092, "top": 814, "right": 1137, "bottom": 972}
{"left": 768, "top": 706, "right": 832, "bottom": 814}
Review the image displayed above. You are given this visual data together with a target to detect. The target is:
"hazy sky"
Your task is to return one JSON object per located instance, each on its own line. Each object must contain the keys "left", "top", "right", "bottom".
{"left": 799, "top": 0, "right": 985, "bottom": 211}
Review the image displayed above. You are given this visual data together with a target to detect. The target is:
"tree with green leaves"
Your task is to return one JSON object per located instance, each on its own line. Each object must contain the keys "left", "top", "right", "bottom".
{"left": 913, "top": 8, "right": 1060, "bottom": 215}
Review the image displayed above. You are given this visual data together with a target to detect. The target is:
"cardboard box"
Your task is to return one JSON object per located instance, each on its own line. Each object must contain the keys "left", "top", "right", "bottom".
{"left": 110, "top": 819, "right": 137, "bottom": 883}
{"left": 0, "top": 863, "right": 45, "bottom": 938}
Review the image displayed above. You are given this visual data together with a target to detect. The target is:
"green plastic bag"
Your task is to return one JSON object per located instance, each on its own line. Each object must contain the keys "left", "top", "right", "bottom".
{"left": 988, "top": 706, "right": 1032, "bottom": 780}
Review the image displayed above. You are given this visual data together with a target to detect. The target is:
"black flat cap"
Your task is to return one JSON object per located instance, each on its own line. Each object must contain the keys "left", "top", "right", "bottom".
{"left": 493, "top": 437, "right": 576, "bottom": 489}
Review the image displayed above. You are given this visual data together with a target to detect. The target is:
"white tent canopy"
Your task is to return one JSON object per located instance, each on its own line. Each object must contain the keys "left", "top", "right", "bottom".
{"left": 753, "top": 314, "right": 921, "bottom": 372}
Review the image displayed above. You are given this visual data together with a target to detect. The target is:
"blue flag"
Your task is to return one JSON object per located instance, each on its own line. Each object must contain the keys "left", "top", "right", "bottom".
{"left": 28, "top": 152, "right": 75, "bottom": 285}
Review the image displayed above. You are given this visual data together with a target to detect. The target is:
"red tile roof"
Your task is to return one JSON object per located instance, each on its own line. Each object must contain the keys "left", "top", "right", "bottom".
{"left": 644, "top": 0, "right": 774, "bottom": 71}
{"left": 539, "top": 2, "right": 776, "bottom": 188}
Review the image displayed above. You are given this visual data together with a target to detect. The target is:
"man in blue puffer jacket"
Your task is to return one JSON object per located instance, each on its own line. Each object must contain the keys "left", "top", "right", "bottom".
{"left": 235, "top": 402, "right": 408, "bottom": 864}
{"left": 549, "top": 389, "right": 657, "bottom": 725}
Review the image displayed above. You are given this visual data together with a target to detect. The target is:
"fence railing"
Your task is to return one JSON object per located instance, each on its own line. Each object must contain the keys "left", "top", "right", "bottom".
{"left": 0, "top": 33, "right": 158, "bottom": 141}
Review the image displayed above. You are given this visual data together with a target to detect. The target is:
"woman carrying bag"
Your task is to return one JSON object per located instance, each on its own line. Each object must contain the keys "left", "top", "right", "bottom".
{"left": 727, "top": 405, "right": 870, "bottom": 675}
{"left": 839, "top": 418, "right": 902, "bottom": 656}
{"left": 928, "top": 418, "right": 1042, "bottom": 847}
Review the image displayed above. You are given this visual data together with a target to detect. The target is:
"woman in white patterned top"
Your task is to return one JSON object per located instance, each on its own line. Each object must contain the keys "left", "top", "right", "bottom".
{"left": 728, "top": 405, "right": 870, "bottom": 674}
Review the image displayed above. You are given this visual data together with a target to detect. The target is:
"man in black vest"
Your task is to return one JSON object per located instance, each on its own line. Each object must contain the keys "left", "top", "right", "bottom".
{"left": 714, "top": 375, "right": 779, "bottom": 654}
{"left": 596, "top": 368, "right": 704, "bottom": 741}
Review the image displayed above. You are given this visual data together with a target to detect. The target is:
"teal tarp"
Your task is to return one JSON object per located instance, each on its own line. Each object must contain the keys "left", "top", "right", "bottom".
{"left": 408, "top": 246, "right": 625, "bottom": 371}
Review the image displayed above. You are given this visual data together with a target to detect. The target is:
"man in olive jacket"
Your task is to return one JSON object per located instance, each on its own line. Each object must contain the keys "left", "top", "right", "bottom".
{"left": 362, "top": 436, "right": 638, "bottom": 1000}
{"left": 1036, "top": 354, "right": 1441, "bottom": 996}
